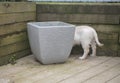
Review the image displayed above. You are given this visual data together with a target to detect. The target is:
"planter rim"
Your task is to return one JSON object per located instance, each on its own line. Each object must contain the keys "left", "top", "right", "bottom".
{"left": 27, "top": 21, "right": 76, "bottom": 28}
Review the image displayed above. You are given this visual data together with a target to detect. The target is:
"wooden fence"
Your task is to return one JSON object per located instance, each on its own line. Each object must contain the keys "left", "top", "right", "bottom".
{"left": 0, "top": 2, "right": 36, "bottom": 65}
{"left": 37, "top": 3, "right": 120, "bottom": 57}
{"left": 28, "top": 0, "right": 120, "bottom": 2}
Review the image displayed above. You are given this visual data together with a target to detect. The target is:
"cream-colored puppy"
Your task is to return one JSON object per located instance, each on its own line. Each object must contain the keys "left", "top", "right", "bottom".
{"left": 74, "top": 26, "right": 103, "bottom": 60}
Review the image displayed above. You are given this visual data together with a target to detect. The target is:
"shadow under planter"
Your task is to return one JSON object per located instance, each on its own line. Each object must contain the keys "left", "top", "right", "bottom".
{"left": 27, "top": 21, "right": 75, "bottom": 64}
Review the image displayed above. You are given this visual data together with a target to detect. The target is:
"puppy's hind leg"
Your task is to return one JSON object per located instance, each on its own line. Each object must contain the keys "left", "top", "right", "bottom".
{"left": 90, "top": 41, "right": 96, "bottom": 57}
{"left": 79, "top": 44, "right": 90, "bottom": 60}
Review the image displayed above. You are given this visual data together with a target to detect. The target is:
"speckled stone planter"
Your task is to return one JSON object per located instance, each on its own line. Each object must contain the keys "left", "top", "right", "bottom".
{"left": 27, "top": 21, "right": 75, "bottom": 64}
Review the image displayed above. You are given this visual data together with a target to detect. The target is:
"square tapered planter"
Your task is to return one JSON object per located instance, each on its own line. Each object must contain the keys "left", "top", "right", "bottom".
{"left": 27, "top": 21, "right": 75, "bottom": 64}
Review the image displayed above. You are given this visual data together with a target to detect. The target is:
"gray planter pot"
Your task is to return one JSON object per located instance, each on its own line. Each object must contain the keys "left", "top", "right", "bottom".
{"left": 27, "top": 21, "right": 75, "bottom": 64}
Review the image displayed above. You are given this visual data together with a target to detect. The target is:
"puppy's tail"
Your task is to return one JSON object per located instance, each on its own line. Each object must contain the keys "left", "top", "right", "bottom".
{"left": 93, "top": 30, "right": 104, "bottom": 47}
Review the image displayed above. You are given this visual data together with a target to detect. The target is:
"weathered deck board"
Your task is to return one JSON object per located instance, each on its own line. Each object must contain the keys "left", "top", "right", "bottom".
{"left": 60, "top": 57, "right": 120, "bottom": 83}
{"left": 83, "top": 63, "right": 120, "bottom": 83}
{"left": 34, "top": 57, "right": 111, "bottom": 83}
{"left": 107, "top": 75, "right": 120, "bottom": 83}
{"left": 14, "top": 56, "right": 109, "bottom": 83}
{"left": 0, "top": 55, "right": 120, "bottom": 83}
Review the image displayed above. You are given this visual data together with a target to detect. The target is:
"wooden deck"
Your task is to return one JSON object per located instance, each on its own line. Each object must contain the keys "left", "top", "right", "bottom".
{"left": 0, "top": 55, "right": 120, "bottom": 83}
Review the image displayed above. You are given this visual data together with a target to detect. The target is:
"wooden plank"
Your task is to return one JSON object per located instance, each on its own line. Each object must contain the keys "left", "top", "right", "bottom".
{"left": 84, "top": 63, "right": 120, "bottom": 83}
{"left": 0, "top": 32, "right": 28, "bottom": 47}
{"left": 98, "top": 32, "right": 119, "bottom": 40}
{"left": 0, "top": 49, "right": 31, "bottom": 66}
{"left": 0, "top": 22, "right": 27, "bottom": 36}
{"left": 0, "top": 55, "right": 46, "bottom": 78}
{"left": 37, "top": 14, "right": 119, "bottom": 24}
{"left": 118, "top": 51, "right": 120, "bottom": 57}
{"left": 9, "top": 57, "right": 79, "bottom": 83}
{"left": 0, "top": 55, "right": 41, "bottom": 78}
{"left": 102, "top": 42, "right": 119, "bottom": 49}
{"left": 0, "top": 12, "right": 36, "bottom": 25}
{"left": 90, "top": 25, "right": 120, "bottom": 33}
{"left": 0, "top": 55, "right": 120, "bottom": 83}
{"left": 32, "top": 57, "right": 111, "bottom": 83}
{"left": 119, "top": 34, "right": 120, "bottom": 46}
{"left": 0, "top": 2, "right": 36, "bottom": 14}
{"left": 97, "top": 32, "right": 119, "bottom": 57}
{"left": 8, "top": 56, "right": 107, "bottom": 83}
{"left": 101, "top": 39, "right": 118, "bottom": 44}
{"left": 97, "top": 48, "right": 118, "bottom": 57}
{"left": 37, "top": 3, "right": 120, "bottom": 14}
{"left": 0, "top": 40, "right": 30, "bottom": 57}
{"left": 59, "top": 57, "right": 120, "bottom": 83}
{"left": 97, "top": 42, "right": 119, "bottom": 56}
{"left": 107, "top": 75, "right": 120, "bottom": 83}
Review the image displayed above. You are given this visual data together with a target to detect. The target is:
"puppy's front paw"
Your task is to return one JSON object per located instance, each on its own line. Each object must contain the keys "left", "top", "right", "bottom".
{"left": 79, "top": 57, "right": 86, "bottom": 60}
